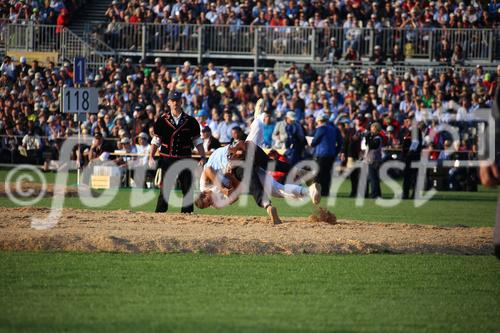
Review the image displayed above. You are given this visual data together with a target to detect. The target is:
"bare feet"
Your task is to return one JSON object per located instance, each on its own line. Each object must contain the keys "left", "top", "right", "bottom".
{"left": 309, "top": 183, "right": 321, "bottom": 205}
{"left": 266, "top": 205, "right": 281, "bottom": 225}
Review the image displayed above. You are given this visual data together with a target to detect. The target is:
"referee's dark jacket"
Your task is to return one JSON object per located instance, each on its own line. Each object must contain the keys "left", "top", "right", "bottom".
{"left": 153, "top": 111, "right": 201, "bottom": 159}
{"left": 152, "top": 93, "right": 202, "bottom": 213}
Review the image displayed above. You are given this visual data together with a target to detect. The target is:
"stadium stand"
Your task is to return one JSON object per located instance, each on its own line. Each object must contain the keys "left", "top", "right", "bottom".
{"left": 0, "top": 0, "right": 498, "bottom": 191}
{"left": 89, "top": 0, "right": 500, "bottom": 62}
{"left": 0, "top": 52, "right": 497, "bottom": 189}
{"left": 0, "top": 0, "right": 86, "bottom": 24}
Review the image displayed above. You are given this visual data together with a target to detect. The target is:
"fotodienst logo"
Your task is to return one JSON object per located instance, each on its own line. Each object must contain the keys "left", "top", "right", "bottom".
{"left": 3, "top": 109, "right": 495, "bottom": 229}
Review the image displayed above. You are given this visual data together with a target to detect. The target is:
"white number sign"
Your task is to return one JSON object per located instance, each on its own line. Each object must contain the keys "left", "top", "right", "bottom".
{"left": 62, "top": 87, "right": 98, "bottom": 113}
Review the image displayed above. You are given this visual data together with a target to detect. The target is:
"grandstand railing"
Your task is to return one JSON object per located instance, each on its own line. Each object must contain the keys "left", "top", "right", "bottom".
{"left": 0, "top": 19, "right": 10, "bottom": 53}
{"left": 314, "top": 27, "right": 498, "bottom": 62}
{"left": 2, "top": 22, "right": 499, "bottom": 69}
{"left": 61, "top": 28, "right": 109, "bottom": 73}
{"left": 86, "top": 32, "right": 119, "bottom": 60}
{"left": 273, "top": 62, "right": 500, "bottom": 78}
{"left": 4, "top": 23, "right": 60, "bottom": 52}
{"left": 87, "top": 23, "right": 498, "bottom": 65}
{"left": 3, "top": 23, "right": 109, "bottom": 72}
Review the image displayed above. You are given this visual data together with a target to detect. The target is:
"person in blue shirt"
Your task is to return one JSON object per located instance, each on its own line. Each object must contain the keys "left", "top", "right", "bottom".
{"left": 215, "top": 109, "right": 237, "bottom": 144}
{"left": 262, "top": 113, "right": 275, "bottom": 148}
{"left": 284, "top": 111, "right": 305, "bottom": 166}
{"left": 311, "top": 115, "right": 343, "bottom": 196}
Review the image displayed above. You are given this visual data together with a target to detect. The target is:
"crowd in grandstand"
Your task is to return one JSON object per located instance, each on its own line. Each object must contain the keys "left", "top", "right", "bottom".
{"left": 0, "top": 0, "right": 79, "bottom": 24}
{"left": 1, "top": 0, "right": 498, "bottom": 63}
{"left": 97, "top": 0, "right": 500, "bottom": 63}
{"left": 102, "top": 0, "right": 499, "bottom": 28}
{"left": 0, "top": 54, "right": 497, "bottom": 192}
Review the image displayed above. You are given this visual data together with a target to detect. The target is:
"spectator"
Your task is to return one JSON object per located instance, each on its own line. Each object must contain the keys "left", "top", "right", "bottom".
{"left": 322, "top": 37, "right": 342, "bottom": 64}
{"left": 391, "top": 44, "right": 405, "bottom": 63}
{"left": 134, "top": 132, "right": 150, "bottom": 167}
{"left": 1, "top": 56, "right": 16, "bottom": 81}
{"left": 343, "top": 17, "right": 362, "bottom": 55}
{"left": 215, "top": 109, "right": 237, "bottom": 144}
{"left": 55, "top": 8, "right": 69, "bottom": 33}
{"left": 436, "top": 38, "right": 453, "bottom": 64}
{"left": 88, "top": 132, "right": 111, "bottom": 164}
{"left": 370, "top": 45, "right": 385, "bottom": 65}
{"left": 21, "top": 128, "right": 42, "bottom": 164}
{"left": 92, "top": 0, "right": 497, "bottom": 32}
{"left": 344, "top": 46, "right": 358, "bottom": 61}
{"left": 451, "top": 44, "right": 465, "bottom": 66}
{"left": 262, "top": 112, "right": 275, "bottom": 148}
{"left": 201, "top": 126, "right": 221, "bottom": 153}
{"left": 272, "top": 112, "right": 287, "bottom": 150}
{"left": 284, "top": 111, "right": 305, "bottom": 166}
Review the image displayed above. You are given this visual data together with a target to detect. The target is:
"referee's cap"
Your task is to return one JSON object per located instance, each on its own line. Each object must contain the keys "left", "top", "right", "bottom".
{"left": 168, "top": 90, "right": 182, "bottom": 101}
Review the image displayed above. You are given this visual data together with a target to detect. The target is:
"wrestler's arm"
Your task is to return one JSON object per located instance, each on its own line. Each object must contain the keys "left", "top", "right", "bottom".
{"left": 204, "top": 166, "right": 218, "bottom": 186}
{"left": 224, "top": 172, "right": 241, "bottom": 193}
{"left": 204, "top": 166, "right": 236, "bottom": 197}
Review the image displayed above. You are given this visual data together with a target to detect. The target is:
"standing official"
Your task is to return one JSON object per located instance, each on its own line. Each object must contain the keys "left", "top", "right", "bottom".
{"left": 342, "top": 119, "right": 365, "bottom": 197}
{"left": 365, "top": 122, "right": 383, "bottom": 199}
{"left": 311, "top": 115, "right": 343, "bottom": 197}
{"left": 149, "top": 91, "right": 206, "bottom": 213}
{"left": 400, "top": 118, "right": 422, "bottom": 199}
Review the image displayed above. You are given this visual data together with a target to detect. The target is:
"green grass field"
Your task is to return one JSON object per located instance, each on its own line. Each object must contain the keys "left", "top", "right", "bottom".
{"left": 0, "top": 252, "right": 499, "bottom": 333}
{"left": 1, "top": 168, "right": 499, "bottom": 332}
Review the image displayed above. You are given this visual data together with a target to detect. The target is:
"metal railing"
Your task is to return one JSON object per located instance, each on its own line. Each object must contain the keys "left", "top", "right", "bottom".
{"left": 3, "top": 22, "right": 499, "bottom": 70}
{"left": 315, "top": 27, "right": 497, "bottom": 63}
{"left": 0, "top": 18, "right": 10, "bottom": 52}
{"left": 4, "top": 23, "right": 60, "bottom": 52}
{"left": 273, "top": 61, "right": 499, "bottom": 78}
{"left": 3, "top": 23, "right": 108, "bottom": 73}
{"left": 260, "top": 26, "right": 314, "bottom": 58}
{"left": 433, "top": 29, "right": 493, "bottom": 61}
{"left": 147, "top": 23, "right": 199, "bottom": 56}
{"left": 204, "top": 25, "right": 254, "bottom": 56}
{"left": 88, "top": 23, "right": 499, "bottom": 65}
{"left": 92, "top": 23, "right": 320, "bottom": 62}
{"left": 61, "top": 28, "right": 108, "bottom": 73}
{"left": 86, "top": 32, "right": 118, "bottom": 57}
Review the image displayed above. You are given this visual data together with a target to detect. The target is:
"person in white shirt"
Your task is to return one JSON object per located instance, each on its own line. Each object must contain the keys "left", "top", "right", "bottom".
{"left": 22, "top": 131, "right": 41, "bottom": 151}
{"left": 134, "top": 132, "right": 150, "bottom": 167}
{"left": 272, "top": 115, "right": 288, "bottom": 150}
{"left": 0, "top": 56, "right": 16, "bottom": 81}
{"left": 246, "top": 108, "right": 267, "bottom": 148}
{"left": 21, "top": 129, "right": 42, "bottom": 164}
{"left": 205, "top": 2, "right": 219, "bottom": 23}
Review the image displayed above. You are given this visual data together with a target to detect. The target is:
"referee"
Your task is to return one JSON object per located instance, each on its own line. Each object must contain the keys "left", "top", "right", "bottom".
{"left": 149, "top": 90, "right": 206, "bottom": 213}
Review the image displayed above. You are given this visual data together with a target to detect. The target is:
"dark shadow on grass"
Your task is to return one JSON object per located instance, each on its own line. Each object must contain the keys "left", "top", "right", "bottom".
{"left": 428, "top": 194, "right": 498, "bottom": 202}
{"left": 0, "top": 320, "right": 360, "bottom": 333}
